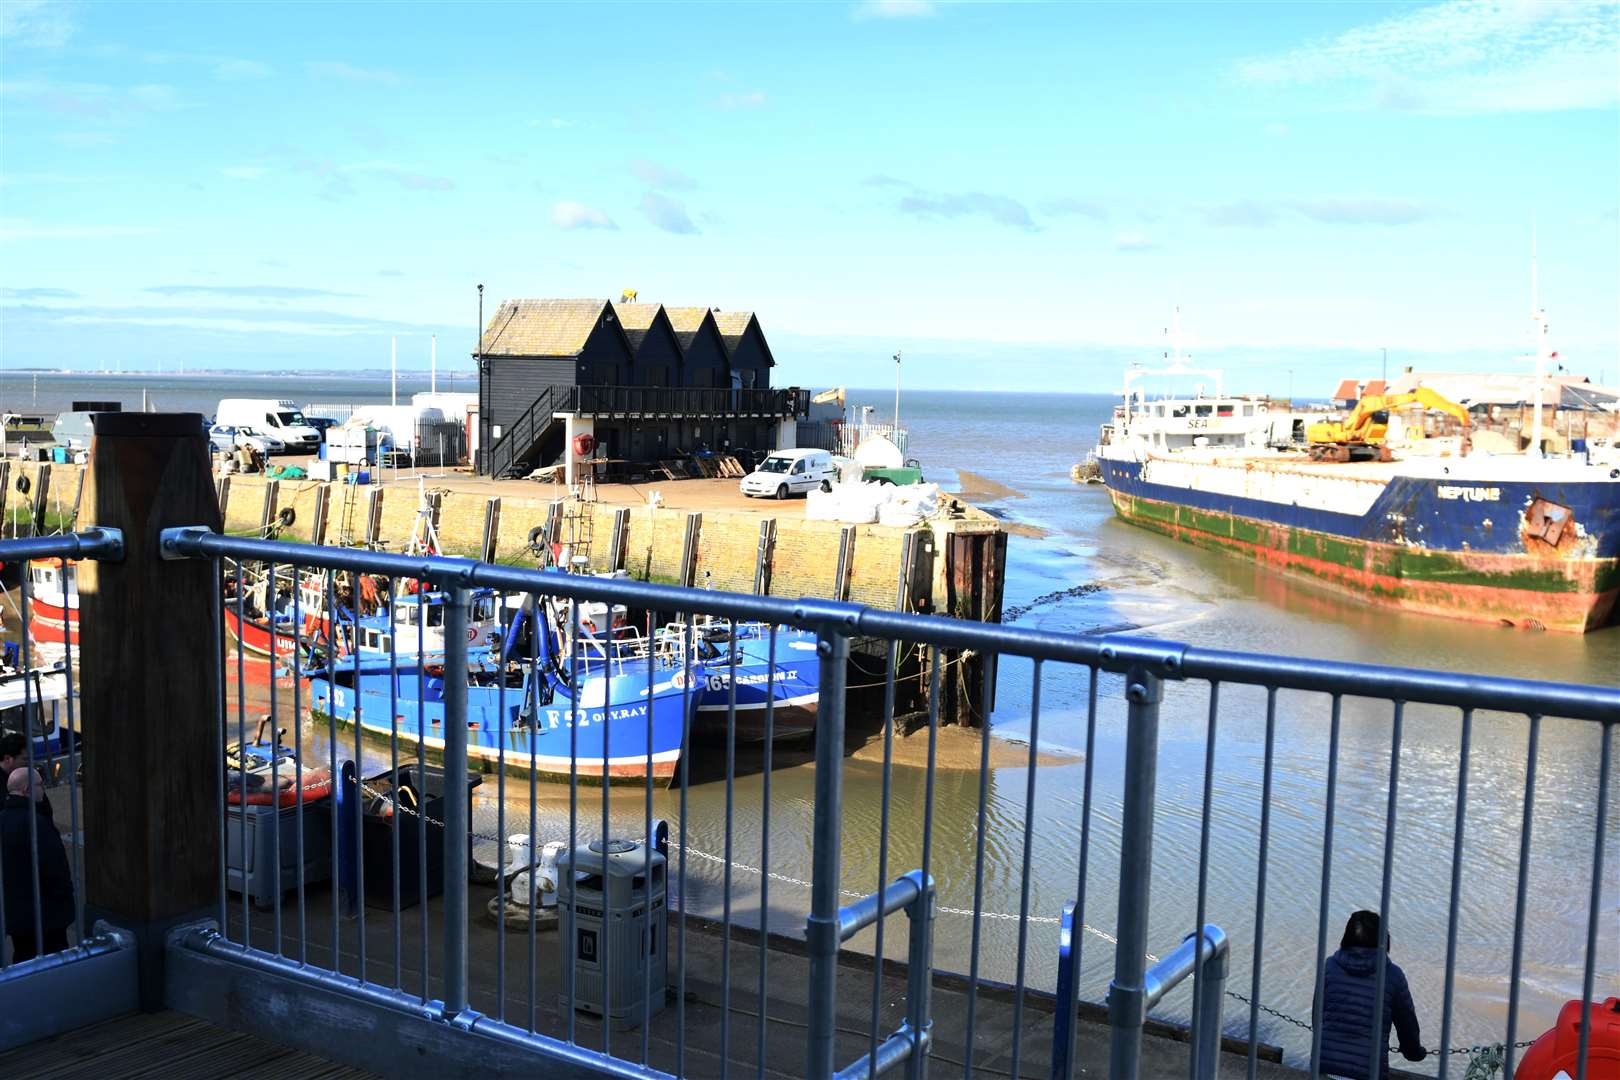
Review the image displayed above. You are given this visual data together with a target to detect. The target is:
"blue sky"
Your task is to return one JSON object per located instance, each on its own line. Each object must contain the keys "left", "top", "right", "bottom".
{"left": 2, "top": 0, "right": 1616, "bottom": 395}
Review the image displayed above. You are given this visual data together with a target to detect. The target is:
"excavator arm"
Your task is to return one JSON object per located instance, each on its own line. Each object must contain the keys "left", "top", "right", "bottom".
{"left": 1307, "top": 388, "right": 1471, "bottom": 460}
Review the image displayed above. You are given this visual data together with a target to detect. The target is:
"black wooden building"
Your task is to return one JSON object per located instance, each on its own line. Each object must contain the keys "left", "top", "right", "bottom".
{"left": 713, "top": 310, "right": 775, "bottom": 389}
{"left": 476, "top": 297, "right": 806, "bottom": 478}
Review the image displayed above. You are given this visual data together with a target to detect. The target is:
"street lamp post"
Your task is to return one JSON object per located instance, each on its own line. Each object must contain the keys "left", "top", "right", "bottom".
{"left": 893, "top": 350, "right": 902, "bottom": 434}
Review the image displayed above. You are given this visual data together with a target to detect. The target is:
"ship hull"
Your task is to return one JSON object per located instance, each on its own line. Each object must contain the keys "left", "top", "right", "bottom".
{"left": 1102, "top": 457, "right": 1620, "bottom": 633}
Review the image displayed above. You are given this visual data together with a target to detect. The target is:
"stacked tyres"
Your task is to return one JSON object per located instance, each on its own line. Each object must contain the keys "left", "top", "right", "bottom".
{"left": 557, "top": 838, "right": 668, "bottom": 1026}
{"left": 1515, "top": 997, "right": 1620, "bottom": 1079}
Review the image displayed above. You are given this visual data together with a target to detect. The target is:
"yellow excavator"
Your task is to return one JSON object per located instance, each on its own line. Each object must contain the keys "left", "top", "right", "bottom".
{"left": 1307, "top": 388, "right": 1472, "bottom": 462}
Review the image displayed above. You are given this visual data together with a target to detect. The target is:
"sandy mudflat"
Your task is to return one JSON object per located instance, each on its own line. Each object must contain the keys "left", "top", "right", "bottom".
{"left": 949, "top": 470, "right": 1024, "bottom": 502}
{"left": 851, "top": 721, "right": 1077, "bottom": 770}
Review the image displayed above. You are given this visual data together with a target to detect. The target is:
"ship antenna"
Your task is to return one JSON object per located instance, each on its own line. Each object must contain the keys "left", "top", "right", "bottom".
{"left": 1528, "top": 223, "right": 1547, "bottom": 457}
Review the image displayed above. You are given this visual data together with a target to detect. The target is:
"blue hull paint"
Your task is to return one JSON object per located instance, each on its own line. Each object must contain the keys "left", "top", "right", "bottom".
{"left": 1100, "top": 458, "right": 1620, "bottom": 558}
{"left": 308, "top": 660, "right": 692, "bottom": 783}
{"left": 689, "top": 626, "right": 820, "bottom": 741}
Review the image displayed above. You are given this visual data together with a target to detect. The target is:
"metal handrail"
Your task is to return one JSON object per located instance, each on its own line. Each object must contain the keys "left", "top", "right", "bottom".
{"left": 148, "top": 527, "right": 1620, "bottom": 721}
{"left": 827, "top": 870, "right": 934, "bottom": 1080}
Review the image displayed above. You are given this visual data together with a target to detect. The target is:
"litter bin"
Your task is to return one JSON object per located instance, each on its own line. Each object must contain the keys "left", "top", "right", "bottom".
{"left": 224, "top": 748, "right": 334, "bottom": 910}
{"left": 557, "top": 838, "right": 667, "bottom": 1026}
{"left": 333, "top": 761, "right": 483, "bottom": 910}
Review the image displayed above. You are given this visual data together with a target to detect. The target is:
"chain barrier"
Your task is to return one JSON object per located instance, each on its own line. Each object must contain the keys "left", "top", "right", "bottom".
{"left": 354, "top": 783, "right": 1542, "bottom": 1066}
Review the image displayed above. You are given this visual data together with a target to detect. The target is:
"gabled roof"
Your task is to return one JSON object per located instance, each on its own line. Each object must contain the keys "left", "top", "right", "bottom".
{"left": 712, "top": 310, "right": 776, "bottom": 367}
{"left": 1332, "top": 378, "right": 1360, "bottom": 401}
{"left": 611, "top": 302, "right": 666, "bottom": 351}
{"left": 663, "top": 306, "right": 720, "bottom": 352}
{"left": 479, "top": 299, "right": 610, "bottom": 358}
{"left": 1362, "top": 379, "right": 1386, "bottom": 398}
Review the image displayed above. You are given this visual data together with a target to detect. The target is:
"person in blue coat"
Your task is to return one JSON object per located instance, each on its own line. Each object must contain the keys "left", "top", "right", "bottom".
{"left": 1318, "top": 910, "right": 1426, "bottom": 1079}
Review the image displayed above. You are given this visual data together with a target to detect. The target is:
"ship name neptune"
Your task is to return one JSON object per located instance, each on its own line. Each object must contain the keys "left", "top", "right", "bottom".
{"left": 1437, "top": 485, "right": 1500, "bottom": 502}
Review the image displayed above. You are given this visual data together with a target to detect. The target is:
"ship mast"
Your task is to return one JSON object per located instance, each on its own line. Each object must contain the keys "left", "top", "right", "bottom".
{"left": 1528, "top": 231, "right": 1548, "bottom": 457}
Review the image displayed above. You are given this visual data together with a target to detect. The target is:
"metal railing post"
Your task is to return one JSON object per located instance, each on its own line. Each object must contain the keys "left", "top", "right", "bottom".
{"left": 1192, "top": 928, "right": 1228, "bottom": 1080}
{"left": 807, "top": 626, "right": 851, "bottom": 1079}
{"left": 904, "top": 878, "right": 935, "bottom": 1080}
{"left": 441, "top": 584, "right": 471, "bottom": 1018}
{"left": 1107, "top": 666, "right": 1162, "bottom": 1080}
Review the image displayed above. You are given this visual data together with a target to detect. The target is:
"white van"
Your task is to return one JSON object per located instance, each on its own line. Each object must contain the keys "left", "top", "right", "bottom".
{"left": 214, "top": 399, "right": 321, "bottom": 454}
{"left": 740, "top": 448, "right": 837, "bottom": 499}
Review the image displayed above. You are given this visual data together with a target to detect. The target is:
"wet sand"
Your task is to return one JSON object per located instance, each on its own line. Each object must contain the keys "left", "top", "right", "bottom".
{"left": 949, "top": 470, "right": 1047, "bottom": 537}
{"left": 850, "top": 720, "right": 1077, "bottom": 770}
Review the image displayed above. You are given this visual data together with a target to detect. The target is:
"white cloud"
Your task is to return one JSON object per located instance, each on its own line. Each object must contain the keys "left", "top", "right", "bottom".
{"left": 853, "top": 0, "right": 936, "bottom": 20}
{"left": 639, "top": 192, "right": 699, "bottom": 235}
{"left": 305, "top": 61, "right": 402, "bottom": 86}
{"left": 1263, "top": 122, "right": 1289, "bottom": 137}
{"left": 551, "top": 201, "right": 617, "bottom": 230}
{"left": 0, "top": 0, "right": 77, "bottom": 47}
{"left": 0, "top": 219, "right": 157, "bottom": 242}
{"left": 1236, "top": 0, "right": 1620, "bottom": 114}
{"left": 1114, "top": 231, "right": 1159, "bottom": 253}
{"left": 715, "top": 90, "right": 768, "bottom": 109}
{"left": 221, "top": 166, "right": 268, "bottom": 180}
{"left": 210, "top": 57, "right": 272, "bottom": 81}
{"left": 631, "top": 159, "right": 696, "bottom": 191}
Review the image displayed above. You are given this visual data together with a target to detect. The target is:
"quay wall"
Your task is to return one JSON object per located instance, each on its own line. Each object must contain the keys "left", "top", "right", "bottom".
{"left": 2, "top": 460, "right": 998, "bottom": 616}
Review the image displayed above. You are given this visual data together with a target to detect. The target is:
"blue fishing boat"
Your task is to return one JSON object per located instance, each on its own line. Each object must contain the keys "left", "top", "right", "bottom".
{"left": 308, "top": 598, "right": 694, "bottom": 784}
{"left": 664, "top": 620, "right": 819, "bottom": 742}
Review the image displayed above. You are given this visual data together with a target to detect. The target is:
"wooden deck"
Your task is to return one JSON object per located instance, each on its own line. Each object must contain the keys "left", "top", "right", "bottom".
{"left": 0, "top": 1010, "right": 377, "bottom": 1079}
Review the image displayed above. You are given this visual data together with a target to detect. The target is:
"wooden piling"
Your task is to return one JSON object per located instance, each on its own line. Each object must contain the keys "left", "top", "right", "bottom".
{"left": 30, "top": 463, "right": 51, "bottom": 535}
{"left": 215, "top": 475, "right": 231, "bottom": 524}
{"left": 78, "top": 412, "right": 223, "bottom": 1008}
{"left": 753, "top": 518, "right": 777, "bottom": 596}
{"left": 608, "top": 508, "right": 630, "bottom": 571}
{"left": 364, "top": 487, "right": 384, "bottom": 547}
{"left": 834, "top": 526, "right": 856, "bottom": 602}
{"left": 679, "top": 512, "right": 702, "bottom": 588}
{"left": 309, "top": 483, "right": 330, "bottom": 546}
{"left": 0, "top": 462, "right": 10, "bottom": 537}
{"left": 480, "top": 497, "right": 502, "bottom": 563}
{"left": 258, "top": 479, "right": 279, "bottom": 536}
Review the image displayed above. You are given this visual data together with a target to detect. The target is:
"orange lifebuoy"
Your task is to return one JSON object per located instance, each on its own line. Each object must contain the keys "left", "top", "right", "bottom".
{"left": 572, "top": 432, "right": 596, "bottom": 457}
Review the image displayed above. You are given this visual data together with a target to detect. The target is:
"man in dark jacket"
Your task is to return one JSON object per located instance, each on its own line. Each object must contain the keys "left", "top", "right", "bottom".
{"left": 0, "top": 733, "right": 53, "bottom": 819}
{"left": 1, "top": 766, "right": 75, "bottom": 962}
{"left": 1318, "top": 910, "right": 1425, "bottom": 1079}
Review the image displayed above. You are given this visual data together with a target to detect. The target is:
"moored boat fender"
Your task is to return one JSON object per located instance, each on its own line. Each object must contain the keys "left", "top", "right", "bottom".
{"left": 1516, "top": 997, "right": 1620, "bottom": 1079}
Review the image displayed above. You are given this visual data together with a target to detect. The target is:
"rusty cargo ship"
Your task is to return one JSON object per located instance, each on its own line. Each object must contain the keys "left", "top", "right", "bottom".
{"left": 1092, "top": 359, "right": 1620, "bottom": 633}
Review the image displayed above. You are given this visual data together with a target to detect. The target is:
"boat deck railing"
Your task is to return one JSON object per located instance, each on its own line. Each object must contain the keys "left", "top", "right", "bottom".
{"left": 1, "top": 507, "right": 1616, "bottom": 1078}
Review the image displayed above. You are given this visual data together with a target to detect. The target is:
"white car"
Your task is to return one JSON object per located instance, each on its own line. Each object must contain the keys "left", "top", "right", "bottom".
{"left": 740, "top": 449, "right": 837, "bottom": 499}
{"left": 231, "top": 427, "right": 284, "bottom": 456}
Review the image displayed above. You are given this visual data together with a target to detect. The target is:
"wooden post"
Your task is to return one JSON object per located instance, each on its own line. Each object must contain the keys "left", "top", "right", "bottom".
{"left": 679, "top": 512, "right": 702, "bottom": 588}
{"left": 834, "top": 526, "right": 856, "bottom": 602}
{"left": 309, "top": 483, "right": 330, "bottom": 546}
{"left": 753, "top": 518, "right": 777, "bottom": 596}
{"left": 0, "top": 461, "right": 10, "bottom": 538}
{"left": 480, "top": 497, "right": 502, "bottom": 563}
{"left": 215, "top": 475, "right": 231, "bottom": 525}
{"left": 30, "top": 463, "right": 51, "bottom": 535}
{"left": 258, "top": 479, "right": 279, "bottom": 535}
{"left": 79, "top": 413, "right": 222, "bottom": 1008}
{"left": 364, "top": 487, "right": 384, "bottom": 547}
{"left": 608, "top": 507, "right": 629, "bottom": 571}
{"left": 69, "top": 466, "right": 87, "bottom": 529}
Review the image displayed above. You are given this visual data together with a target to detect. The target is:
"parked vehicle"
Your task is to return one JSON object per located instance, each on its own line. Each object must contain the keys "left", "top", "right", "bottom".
{"left": 214, "top": 399, "right": 321, "bottom": 454}
{"left": 219, "top": 426, "right": 284, "bottom": 456}
{"left": 739, "top": 448, "right": 837, "bottom": 499}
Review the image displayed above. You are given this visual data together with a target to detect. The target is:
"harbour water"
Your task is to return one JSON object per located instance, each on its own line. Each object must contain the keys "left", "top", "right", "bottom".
{"left": 17, "top": 374, "right": 1618, "bottom": 1065}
